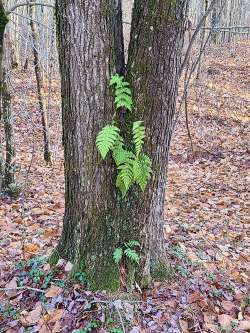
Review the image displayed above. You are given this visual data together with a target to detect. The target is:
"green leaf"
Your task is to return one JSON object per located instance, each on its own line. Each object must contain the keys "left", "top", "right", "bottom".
{"left": 115, "top": 94, "right": 133, "bottom": 106}
{"left": 96, "top": 124, "right": 120, "bottom": 159}
{"left": 117, "top": 158, "right": 134, "bottom": 190}
{"left": 133, "top": 154, "right": 152, "bottom": 191}
{"left": 132, "top": 121, "right": 145, "bottom": 156}
{"left": 116, "top": 100, "right": 132, "bottom": 111}
{"left": 116, "top": 173, "right": 128, "bottom": 197}
{"left": 115, "top": 87, "right": 132, "bottom": 96}
{"left": 109, "top": 74, "right": 124, "bottom": 87}
{"left": 113, "top": 248, "right": 123, "bottom": 264}
{"left": 125, "top": 240, "right": 140, "bottom": 248}
{"left": 124, "top": 248, "right": 140, "bottom": 264}
{"left": 112, "top": 148, "right": 134, "bottom": 167}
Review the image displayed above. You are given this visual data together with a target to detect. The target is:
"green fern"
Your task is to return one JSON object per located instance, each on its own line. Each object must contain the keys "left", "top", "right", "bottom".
{"left": 112, "top": 148, "right": 133, "bottom": 167}
{"left": 133, "top": 154, "right": 152, "bottom": 191}
{"left": 96, "top": 74, "right": 152, "bottom": 197}
{"left": 124, "top": 248, "right": 140, "bottom": 264}
{"left": 116, "top": 173, "right": 128, "bottom": 198}
{"left": 125, "top": 240, "right": 140, "bottom": 248}
{"left": 96, "top": 125, "right": 120, "bottom": 159}
{"left": 109, "top": 74, "right": 124, "bottom": 87}
{"left": 117, "top": 157, "right": 134, "bottom": 191}
{"left": 113, "top": 248, "right": 123, "bottom": 264}
{"left": 110, "top": 75, "right": 133, "bottom": 111}
{"left": 115, "top": 87, "right": 131, "bottom": 97}
{"left": 133, "top": 121, "right": 145, "bottom": 156}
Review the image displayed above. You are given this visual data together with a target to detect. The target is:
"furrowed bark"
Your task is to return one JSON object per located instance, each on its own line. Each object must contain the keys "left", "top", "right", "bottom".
{"left": 53, "top": 0, "right": 189, "bottom": 291}
{"left": 52, "top": 0, "right": 129, "bottom": 291}
{"left": 0, "top": 1, "right": 16, "bottom": 190}
{"left": 126, "top": 0, "right": 190, "bottom": 285}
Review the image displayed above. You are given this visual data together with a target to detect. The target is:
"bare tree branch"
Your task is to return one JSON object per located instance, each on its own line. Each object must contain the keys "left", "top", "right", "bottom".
{"left": 7, "top": 2, "right": 54, "bottom": 15}
{"left": 180, "top": 0, "right": 224, "bottom": 75}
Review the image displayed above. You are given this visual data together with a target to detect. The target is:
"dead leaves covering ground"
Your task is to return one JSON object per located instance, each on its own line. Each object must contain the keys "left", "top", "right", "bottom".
{"left": 0, "top": 42, "right": 250, "bottom": 332}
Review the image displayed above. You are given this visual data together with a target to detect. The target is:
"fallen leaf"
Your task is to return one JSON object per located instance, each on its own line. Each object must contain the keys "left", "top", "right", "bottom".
{"left": 221, "top": 300, "right": 235, "bottom": 312}
{"left": 239, "top": 320, "right": 250, "bottom": 331}
{"left": 24, "top": 243, "right": 40, "bottom": 254}
{"left": 45, "top": 286, "right": 63, "bottom": 298}
{"left": 64, "top": 261, "right": 73, "bottom": 272}
{"left": 5, "top": 277, "right": 18, "bottom": 297}
{"left": 218, "top": 314, "right": 234, "bottom": 330}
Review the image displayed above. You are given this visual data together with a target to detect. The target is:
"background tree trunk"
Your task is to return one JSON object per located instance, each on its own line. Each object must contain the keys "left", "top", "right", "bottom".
{"left": 53, "top": 0, "right": 189, "bottom": 291}
{"left": 29, "top": 4, "right": 52, "bottom": 163}
{"left": 0, "top": 1, "right": 16, "bottom": 190}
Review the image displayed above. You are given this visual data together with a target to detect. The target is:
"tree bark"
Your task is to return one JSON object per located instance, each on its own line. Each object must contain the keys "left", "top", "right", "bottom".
{"left": 0, "top": 1, "right": 16, "bottom": 190}
{"left": 53, "top": 0, "right": 189, "bottom": 291}
{"left": 52, "top": 0, "right": 128, "bottom": 291}
{"left": 29, "top": 4, "right": 52, "bottom": 163}
{"left": 126, "top": 0, "right": 189, "bottom": 285}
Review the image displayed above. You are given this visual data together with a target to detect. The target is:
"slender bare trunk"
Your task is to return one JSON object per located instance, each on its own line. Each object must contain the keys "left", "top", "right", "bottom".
{"left": 0, "top": 1, "right": 16, "bottom": 190}
{"left": 29, "top": 4, "right": 51, "bottom": 163}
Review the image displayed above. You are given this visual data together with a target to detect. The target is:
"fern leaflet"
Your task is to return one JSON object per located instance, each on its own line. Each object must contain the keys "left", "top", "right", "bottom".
{"left": 133, "top": 154, "right": 152, "bottom": 191}
{"left": 96, "top": 125, "right": 120, "bottom": 159}
{"left": 125, "top": 240, "right": 140, "bottom": 248}
{"left": 113, "top": 248, "right": 123, "bottom": 264}
{"left": 133, "top": 121, "right": 145, "bottom": 156}
{"left": 124, "top": 248, "right": 140, "bottom": 264}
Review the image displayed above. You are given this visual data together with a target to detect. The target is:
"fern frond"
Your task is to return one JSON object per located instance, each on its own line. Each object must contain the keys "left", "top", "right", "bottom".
{"left": 112, "top": 134, "right": 124, "bottom": 151}
{"left": 113, "top": 248, "right": 123, "bottom": 264}
{"left": 125, "top": 240, "right": 140, "bottom": 248}
{"left": 115, "top": 87, "right": 132, "bottom": 96}
{"left": 112, "top": 148, "right": 134, "bottom": 167}
{"left": 124, "top": 248, "right": 140, "bottom": 264}
{"left": 116, "top": 172, "right": 128, "bottom": 197}
{"left": 133, "top": 154, "right": 152, "bottom": 191}
{"left": 96, "top": 125, "right": 120, "bottom": 159}
{"left": 116, "top": 100, "right": 133, "bottom": 111}
{"left": 117, "top": 158, "right": 134, "bottom": 191}
{"left": 109, "top": 74, "right": 124, "bottom": 87}
{"left": 115, "top": 94, "right": 133, "bottom": 106}
{"left": 132, "top": 121, "right": 145, "bottom": 156}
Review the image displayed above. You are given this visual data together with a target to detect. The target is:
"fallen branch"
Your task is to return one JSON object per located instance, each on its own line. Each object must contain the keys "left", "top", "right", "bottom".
{"left": 0, "top": 286, "right": 46, "bottom": 293}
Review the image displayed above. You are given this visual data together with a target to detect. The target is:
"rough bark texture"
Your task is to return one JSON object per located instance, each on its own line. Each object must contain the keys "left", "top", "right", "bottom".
{"left": 112, "top": 0, "right": 125, "bottom": 74}
{"left": 53, "top": 0, "right": 129, "bottom": 291}
{"left": 125, "top": 0, "right": 189, "bottom": 285}
{"left": 29, "top": 5, "right": 51, "bottom": 163}
{"left": 0, "top": 1, "right": 15, "bottom": 190}
{"left": 54, "top": 0, "right": 189, "bottom": 291}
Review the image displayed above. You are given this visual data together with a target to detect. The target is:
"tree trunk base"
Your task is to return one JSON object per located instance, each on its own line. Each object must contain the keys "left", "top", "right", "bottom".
{"left": 49, "top": 245, "right": 172, "bottom": 292}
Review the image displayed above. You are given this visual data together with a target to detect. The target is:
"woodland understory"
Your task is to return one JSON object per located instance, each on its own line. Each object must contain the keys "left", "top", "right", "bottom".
{"left": 0, "top": 42, "right": 249, "bottom": 332}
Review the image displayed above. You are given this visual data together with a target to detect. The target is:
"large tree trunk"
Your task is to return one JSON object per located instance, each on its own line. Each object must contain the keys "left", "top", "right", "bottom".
{"left": 53, "top": 0, "right": 189, "bottom": 291}
{"left": 52, "top": 0, "right": 126, "bottom": 291}
{"left": 126, "top": 0, "right": 189, "bottom": 285}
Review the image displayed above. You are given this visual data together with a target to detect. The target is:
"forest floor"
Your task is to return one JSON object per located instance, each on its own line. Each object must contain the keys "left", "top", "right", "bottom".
{"left": 0, "top": 42, "right": 249, "bottom": 333}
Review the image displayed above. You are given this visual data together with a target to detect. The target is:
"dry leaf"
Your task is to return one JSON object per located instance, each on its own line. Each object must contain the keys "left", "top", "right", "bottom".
{"left": 25, "top": 303, "right": 42, "bottom": 325}
{"left": 45, "top": 286, "right": 63, "bottom": 298}
{"left": 179, "top": 319, "right": 189, "bottom": 332}
{"left": 239, "top": 320, "right": 250, "bottom": 331}
{"left": 5, "top": 277, "right": 18, "bottom": 297}
{"left": 64, "top": 261, "right": 73, "bottom": 272}
{"left": 218, "top": 314, "right": 234, "bottom": 330}
{"left": 24, "top": 243, "right": 40, "bottom": 254}
{"left": 221, "top": 300, "right": 235, "bottom": 312}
